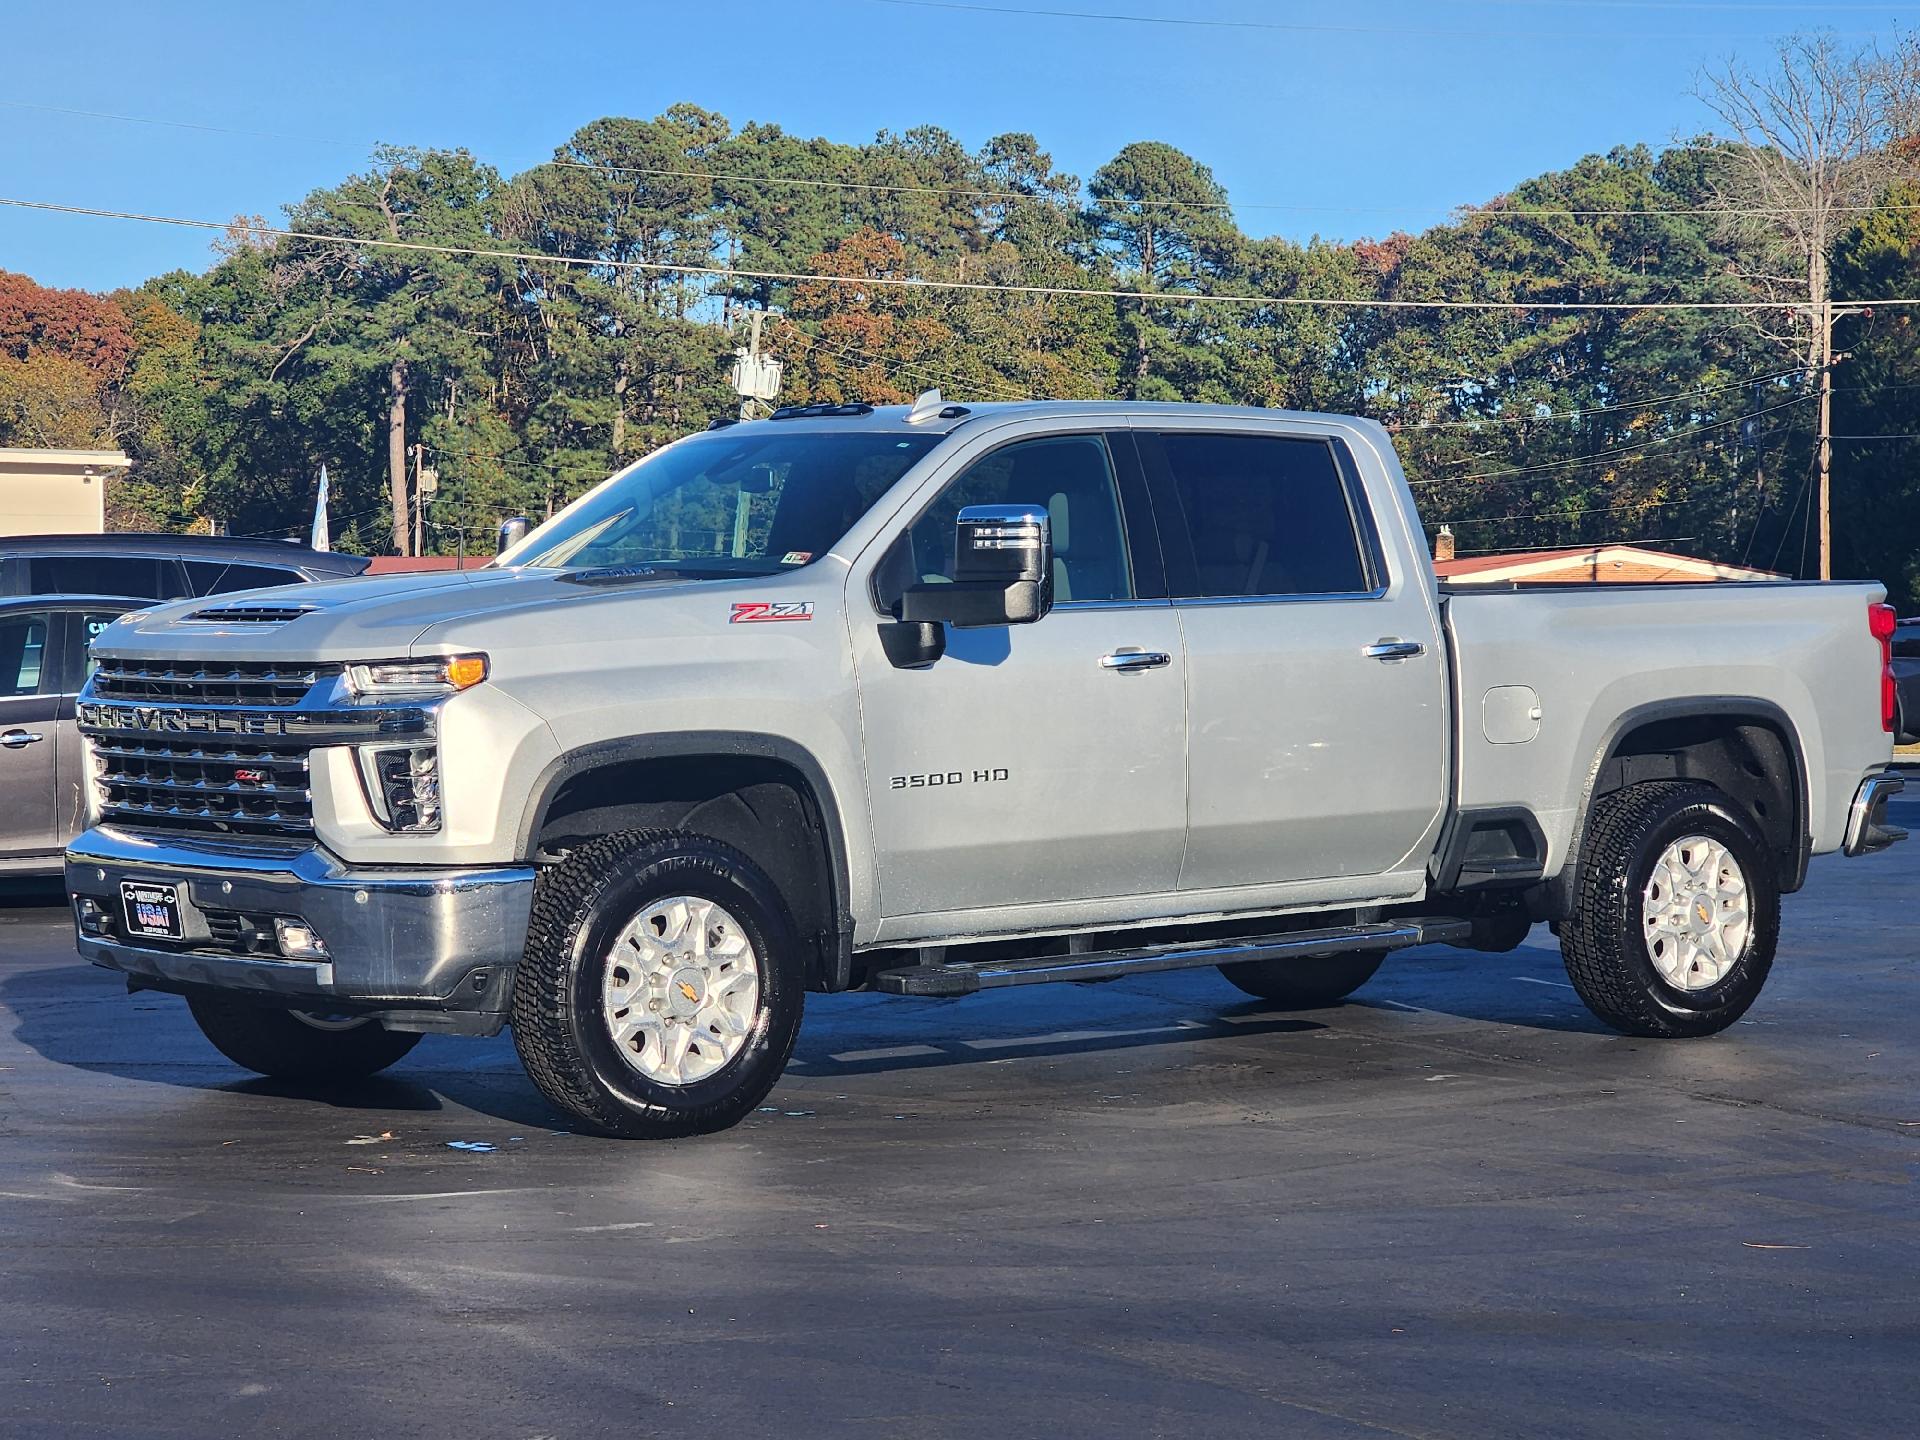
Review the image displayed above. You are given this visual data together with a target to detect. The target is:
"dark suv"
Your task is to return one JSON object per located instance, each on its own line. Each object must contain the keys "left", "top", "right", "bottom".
{"left": 1894, "top": 616, "right": 1919, "bottom": 746}
{"left": 0, "top": 533, "right": 368, "bottom": 601}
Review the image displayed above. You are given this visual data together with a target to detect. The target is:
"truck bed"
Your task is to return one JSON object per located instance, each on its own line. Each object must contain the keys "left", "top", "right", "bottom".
{"left": 1441, "top": 579, "right": 1891, "bottom": 877}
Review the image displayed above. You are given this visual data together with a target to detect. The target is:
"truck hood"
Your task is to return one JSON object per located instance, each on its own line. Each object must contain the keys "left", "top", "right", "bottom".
{"left": 95, "top": 566, "right": 701, "bottom": 662}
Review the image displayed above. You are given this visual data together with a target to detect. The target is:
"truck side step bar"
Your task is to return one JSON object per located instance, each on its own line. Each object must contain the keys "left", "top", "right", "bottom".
{"left": 871, "top": 917, "right": 1474, "bottom": 997}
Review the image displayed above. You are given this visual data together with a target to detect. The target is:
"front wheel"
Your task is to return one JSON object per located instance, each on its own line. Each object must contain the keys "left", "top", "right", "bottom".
{"left": 1218, "top": 950, "right": 1385, "bottom": 1008}
{"left": 510, "top": 829, "right": 805, "bottom": 1139}
{"left": 1560, "top": 780, "right": 1780, "bottom": 1037}
{"left": 185, "top": 994, "right": 422, "bottom": 1081}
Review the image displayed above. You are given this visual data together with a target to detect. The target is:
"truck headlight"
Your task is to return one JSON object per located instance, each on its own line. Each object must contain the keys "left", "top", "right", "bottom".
{"left": 345, "top": 653, "right": 488, "bottom": 700}
{"left": 356, "top": 745, "right": 441, "bottom": 832}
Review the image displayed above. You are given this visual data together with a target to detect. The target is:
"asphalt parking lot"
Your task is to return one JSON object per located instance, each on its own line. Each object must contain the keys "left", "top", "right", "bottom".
{"left": 3, "top": 797, "right": 1917, "bottom": 1439}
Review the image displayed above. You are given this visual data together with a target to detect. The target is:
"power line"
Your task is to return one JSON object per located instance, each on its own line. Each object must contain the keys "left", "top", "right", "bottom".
{"left": 1403, "top": 366, "right": 1813, "bottom": 430}
{"left": 1409, "top": 394, "right": 1813, "bottom": 485}
{"left": 1442, "top": 494, "right": 1700, "bottom": 525}
{"left": 545, "top": 157, "right": 1920, "bottom": 219}
{"left": 1451, "top": 534, "right": 1701, "bottom": 556}
{"left": 6, "top": 96, "right": 1914, "bottom": 222}
{"left": 1462, "top": 0, "right": 1909, "bottom": 9}
{"left": 12, "top": 196, "right": 1920, "bottom": 314}
{"left": 861, "top": 0, "right": 1876, "bottom": 40}
{"left": 776, "top": 321, "right": 1033, "bottom": 402}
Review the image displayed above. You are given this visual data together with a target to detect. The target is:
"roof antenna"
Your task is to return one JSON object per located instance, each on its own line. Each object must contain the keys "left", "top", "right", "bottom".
{"left": 905, "top": 388, "right": 945, "bottom": 424}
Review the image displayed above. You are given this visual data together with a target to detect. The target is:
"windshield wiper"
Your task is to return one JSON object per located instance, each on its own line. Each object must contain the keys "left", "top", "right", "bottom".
{"left": 553, "top": 562, "right": 784, "bottom": 586}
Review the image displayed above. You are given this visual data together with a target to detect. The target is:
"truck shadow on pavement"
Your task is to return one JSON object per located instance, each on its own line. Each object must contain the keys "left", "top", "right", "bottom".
{"left": 783, "top": 1003, "right": 1327, "bottom": 1078}
{"left": 0, "top": 959, "right": 563, "bottom": 1128}
{"left": 0, "top": 944, "right": 1611, "bottom": 1131}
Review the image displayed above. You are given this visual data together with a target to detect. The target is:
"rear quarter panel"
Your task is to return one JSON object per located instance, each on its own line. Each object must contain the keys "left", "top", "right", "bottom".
{"left": 1444, "top": 580, "right": 1891, "bottom": 874}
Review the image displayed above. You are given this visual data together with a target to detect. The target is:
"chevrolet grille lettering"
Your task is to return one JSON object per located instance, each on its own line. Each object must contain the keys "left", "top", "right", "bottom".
{"left": 81, "top": 704, "right": 292, "bottom": 737}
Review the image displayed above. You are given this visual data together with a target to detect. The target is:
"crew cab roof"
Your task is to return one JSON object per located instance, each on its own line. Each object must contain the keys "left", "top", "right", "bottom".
{"left": 729, "top": 398, "right": 1384, "bottom": 440}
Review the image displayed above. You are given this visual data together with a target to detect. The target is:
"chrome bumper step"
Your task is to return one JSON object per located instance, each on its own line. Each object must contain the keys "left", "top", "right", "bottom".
{"left": 871, "top": 916, "right": 1473, "bottom": 997}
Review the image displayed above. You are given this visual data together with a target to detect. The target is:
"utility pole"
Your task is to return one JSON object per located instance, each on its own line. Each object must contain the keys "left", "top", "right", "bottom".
{"left": 1816, "top": 301, "right": 1869, "bottom": 582}
{"left": 1817, "top": 301, "right": 1833, "bottom": 582}
{"left": 411, "top": 444, "right": 438, "bottom": 560}
{"left": 729, "top": 309, "right": 784, "bottom": 420}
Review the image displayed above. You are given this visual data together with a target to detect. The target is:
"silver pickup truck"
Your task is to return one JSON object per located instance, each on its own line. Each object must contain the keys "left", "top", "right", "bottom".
{"left": 64, "top": 397, "right": 1907, "bottom": 1138}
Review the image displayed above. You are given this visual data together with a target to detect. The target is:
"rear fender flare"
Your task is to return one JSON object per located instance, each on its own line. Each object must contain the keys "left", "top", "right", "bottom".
{"left": 1542, "top": 695, "right": 1810, "bottom": 919}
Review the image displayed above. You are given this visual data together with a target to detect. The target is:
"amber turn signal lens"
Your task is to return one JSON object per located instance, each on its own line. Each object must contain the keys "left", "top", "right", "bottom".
{"left": 445, "top": 655, "right": 489, "bottom": 690}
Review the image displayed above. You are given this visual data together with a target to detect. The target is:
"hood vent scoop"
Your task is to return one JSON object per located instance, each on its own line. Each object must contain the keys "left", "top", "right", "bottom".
{"left": 184, "top": 603, "right": 318, "bottom": 625}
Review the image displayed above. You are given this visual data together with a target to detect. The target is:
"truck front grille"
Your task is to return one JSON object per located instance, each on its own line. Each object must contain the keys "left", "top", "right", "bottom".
{"left": 79, "top": 658, "right": 436, "bottom": 841}
{"left": 90, "top": 738, "right": 314, "bottom": 834}
{"left": 92, "top": 660, "right": 340, "bottom": 708}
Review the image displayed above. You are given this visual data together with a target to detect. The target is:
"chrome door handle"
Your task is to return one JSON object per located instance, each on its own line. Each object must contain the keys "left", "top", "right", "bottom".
{"left": 1, "top": 729, "right": 44, "bottom": 748}
{"left": 1100, "top": 650, "right": 1171, "bottom": 672}
{"left": 1362, "top": 640, "right": 1425, "bottom": 661}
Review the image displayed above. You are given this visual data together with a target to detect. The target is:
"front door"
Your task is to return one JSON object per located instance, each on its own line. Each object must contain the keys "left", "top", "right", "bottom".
{"left": 0, "top": 609, "right": 61, "bottom": 861}
{"left": 1136, "top": 427, "right": 1450, "bottom": 896}
{"left": 852, "top": 431, "right": 1187, "bottom": 929}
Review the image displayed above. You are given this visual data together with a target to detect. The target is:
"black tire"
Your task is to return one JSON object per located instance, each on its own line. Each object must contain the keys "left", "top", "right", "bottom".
{"left": 510, "top": 829, "right": 804, "bottom": 1139}
{"left": 1560, "top": 780, "right": 1780, "bottom": 1038}
{"left": 1218, "top": 950, "right": 1385, "bottom": 1008}
{"left": 185, "top": 994, "right": 421, "bottom": 1081}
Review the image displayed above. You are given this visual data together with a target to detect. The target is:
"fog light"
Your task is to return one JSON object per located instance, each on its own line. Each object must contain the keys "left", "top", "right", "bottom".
{"left": 76, "top": 896, "right": 107, "bottom": 934}
{"left": 274, "top": 918, "right": 329, "bottom": 960}
{"left": 355, "top": 744, "right": 442, "bottom": 833}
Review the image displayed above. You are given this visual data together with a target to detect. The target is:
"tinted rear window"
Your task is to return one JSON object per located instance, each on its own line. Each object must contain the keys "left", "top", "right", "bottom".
{"left": 182, "top": 560, "right": 305, "bottom": 595}
{"left": 1154, "top": 434, "right": 1370, "bottom": 598}
{"left": 28, "top": 555, "right": 177, "bottom": 600}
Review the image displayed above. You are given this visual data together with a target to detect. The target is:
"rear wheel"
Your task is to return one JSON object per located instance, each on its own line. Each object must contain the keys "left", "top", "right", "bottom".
{"left": 185, "top": 995, "right": 421, "bottom": 1081}
{"left": 1218, "top": 950, "right": 1385, "bottom": 1008}
{"left": 511, "top": 829, "right": 805, "bottom": 1139}
{"left": 1560, "top": 780, "right": 1779, "bottom": 1037}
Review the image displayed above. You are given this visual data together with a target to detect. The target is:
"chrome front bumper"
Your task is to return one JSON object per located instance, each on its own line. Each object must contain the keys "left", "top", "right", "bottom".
{"left": 1843, "top": 772, "right": 1907, "bottom": 857}
{"left": 64, "top": 826, "right": 535, "bottom": 1034}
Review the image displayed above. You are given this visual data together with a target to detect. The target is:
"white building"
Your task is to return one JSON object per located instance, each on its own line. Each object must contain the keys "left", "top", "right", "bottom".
{"left": 0, "top": 447, "right": 129, "bottom": 535}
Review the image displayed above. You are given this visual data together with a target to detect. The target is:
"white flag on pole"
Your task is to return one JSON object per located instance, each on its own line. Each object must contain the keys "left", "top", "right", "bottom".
{"left": 310, "top": 465, "right": 331, "bottom": 551}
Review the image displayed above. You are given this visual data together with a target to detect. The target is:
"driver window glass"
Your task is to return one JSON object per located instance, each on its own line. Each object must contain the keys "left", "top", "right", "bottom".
{"left": 883, "top": 435, "right": 1132, "bottom": 609}
{"left": 0, "top": 612, "right": 53, "bottom": 697}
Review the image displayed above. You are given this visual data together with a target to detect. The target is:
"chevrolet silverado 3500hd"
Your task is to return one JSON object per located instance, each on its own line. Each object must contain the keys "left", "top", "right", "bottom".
{"left": 65, "top": 397, "right": 1907, "bottom": 1137}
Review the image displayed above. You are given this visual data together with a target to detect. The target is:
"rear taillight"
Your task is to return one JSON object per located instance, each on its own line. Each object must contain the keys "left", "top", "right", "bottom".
{"left": 1870, "top": 602, "right": 1897, "bottom": 733}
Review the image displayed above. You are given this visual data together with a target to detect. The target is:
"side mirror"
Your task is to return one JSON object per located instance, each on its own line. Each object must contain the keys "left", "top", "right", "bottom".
{"left": 901, "top": 505, "right": 1054, "bottom": 629}
{"left": 496, "top": 516, "right": 532, "bottom": 555}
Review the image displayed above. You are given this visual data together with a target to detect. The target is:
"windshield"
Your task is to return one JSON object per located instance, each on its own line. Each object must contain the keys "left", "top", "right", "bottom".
{"left": 503, "top": 429, "right": 943, "bottom": 575}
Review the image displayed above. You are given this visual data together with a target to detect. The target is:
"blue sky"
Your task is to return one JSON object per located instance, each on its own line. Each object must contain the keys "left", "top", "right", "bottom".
{"left": 0, "top": 0, "right": 1905, "bottom": 292}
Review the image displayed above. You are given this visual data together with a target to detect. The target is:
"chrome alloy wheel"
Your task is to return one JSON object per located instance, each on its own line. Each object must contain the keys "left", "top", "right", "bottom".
{"left": 1641, "top": 834, "right": 1751, "bottom": 991}
{"left": 602, "top": 896, "right": 762, "bottom": 1086}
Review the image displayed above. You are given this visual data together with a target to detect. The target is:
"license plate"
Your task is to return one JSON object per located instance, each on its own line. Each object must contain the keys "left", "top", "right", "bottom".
{"left": 120, "top": 881, "right": 184, "bottom": 940}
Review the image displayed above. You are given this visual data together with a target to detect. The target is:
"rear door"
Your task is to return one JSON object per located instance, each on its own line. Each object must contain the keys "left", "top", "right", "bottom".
{"left": 852, "top": 428, "right": 1188, "bottom": 927}
{"left": 1136, "top": 424, "right": 1449, "bottom": 897}
{"left": 0, "top": 608, "right": 61, "bottom": 861}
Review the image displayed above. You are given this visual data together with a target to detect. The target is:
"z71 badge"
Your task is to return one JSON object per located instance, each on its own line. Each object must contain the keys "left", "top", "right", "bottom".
{"left": 730, "top": 601, "right": 814, "bottom": 624}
